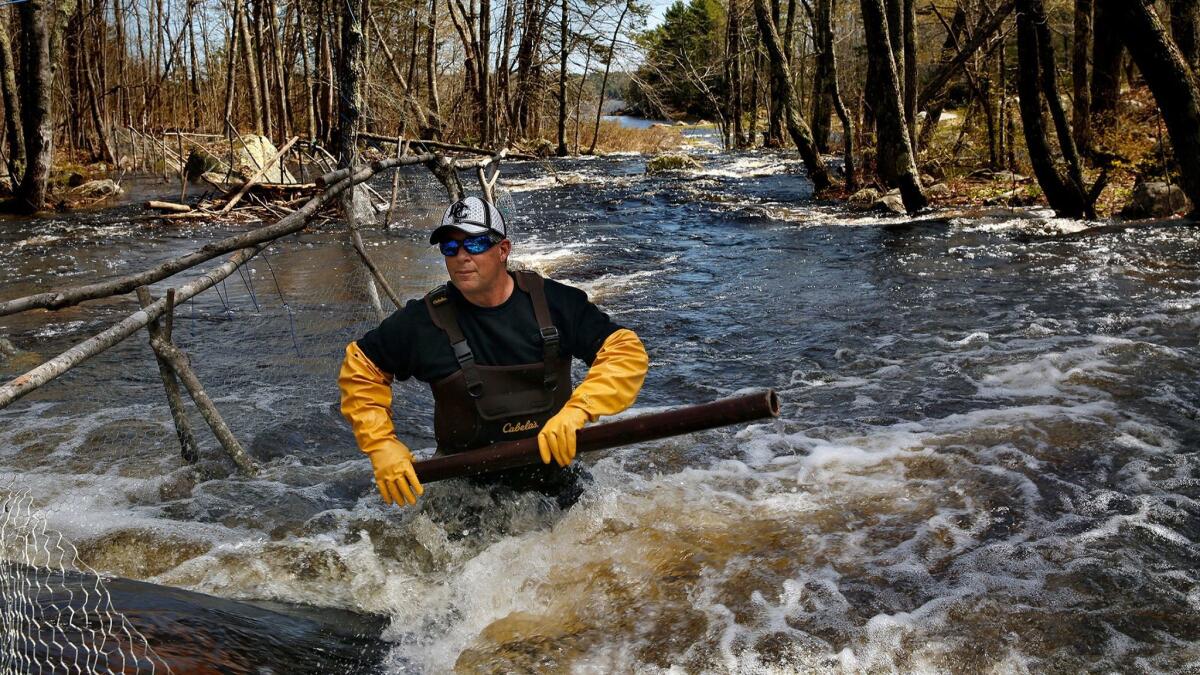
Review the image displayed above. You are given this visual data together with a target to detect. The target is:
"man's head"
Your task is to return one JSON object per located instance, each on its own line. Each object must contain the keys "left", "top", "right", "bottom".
{"left": 432, "top": 197, "right": 511, "bottom": 296}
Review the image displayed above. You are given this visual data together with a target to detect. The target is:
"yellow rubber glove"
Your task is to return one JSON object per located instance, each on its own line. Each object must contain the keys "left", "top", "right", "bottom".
{"left": 338, "top": 342, "right": 424, "bottom": 506}
{"left": 537, "top": 329, "right": 649, "bottom": 467}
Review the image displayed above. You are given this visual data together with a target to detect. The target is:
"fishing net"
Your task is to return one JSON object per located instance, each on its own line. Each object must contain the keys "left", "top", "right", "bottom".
{"left": 0, "top": 485, "right": 169, "bottom": 674}
{"left": 0, "top": 159, "right": 523, "bottom": 668}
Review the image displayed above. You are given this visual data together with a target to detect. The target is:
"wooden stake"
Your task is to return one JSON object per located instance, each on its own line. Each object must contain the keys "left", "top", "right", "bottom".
{"left": 349, "top": 223, "right": 402, "bottom": 308}
{"left": 147, "top": 333, "right": 260, "bottom": 476}
{"left": 384, "top": 137, "right": 408, "bottom": 228}
{"left": 136, "top": 286, "right": 199, "bottom": 464}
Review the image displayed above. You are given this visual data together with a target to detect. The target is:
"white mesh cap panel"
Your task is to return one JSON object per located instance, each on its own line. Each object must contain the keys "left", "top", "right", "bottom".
{"left": 438, "top": 196, "right": 506, "bottom": 237}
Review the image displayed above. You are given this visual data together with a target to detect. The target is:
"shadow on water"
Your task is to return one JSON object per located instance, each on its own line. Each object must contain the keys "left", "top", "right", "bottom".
{"left": 4, "top": 565, "right": 389, "bottom": 674}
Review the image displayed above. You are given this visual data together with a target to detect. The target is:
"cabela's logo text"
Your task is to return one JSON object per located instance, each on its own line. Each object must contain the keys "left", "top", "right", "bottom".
{"left": 502, "top": 420, "right": 539, "bottom": 433}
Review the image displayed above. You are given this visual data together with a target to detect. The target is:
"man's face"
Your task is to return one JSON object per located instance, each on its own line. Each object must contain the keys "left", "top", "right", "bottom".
{"left": 442, "top": 230, "right": 511, "bottom": 295}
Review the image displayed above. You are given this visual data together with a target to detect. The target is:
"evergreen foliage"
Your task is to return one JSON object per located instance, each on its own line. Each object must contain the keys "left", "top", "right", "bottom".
{"left": 626, "top": 0, "right": 724, "bottom": 119}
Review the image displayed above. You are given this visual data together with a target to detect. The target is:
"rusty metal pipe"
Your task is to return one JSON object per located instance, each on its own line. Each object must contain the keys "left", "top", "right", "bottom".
{"left": 413, "top": 389, "right": 781, "bottom": 484}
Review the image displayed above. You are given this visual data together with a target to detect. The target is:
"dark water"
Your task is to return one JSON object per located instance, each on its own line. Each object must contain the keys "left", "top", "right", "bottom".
{"left": 1, "top": 151, "right": 1199, "bottom": 672}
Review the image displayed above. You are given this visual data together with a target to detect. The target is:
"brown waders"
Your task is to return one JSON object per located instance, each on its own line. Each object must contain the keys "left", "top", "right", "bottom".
{"left": 424, "top": 271, "right": 587, "bottom": 506}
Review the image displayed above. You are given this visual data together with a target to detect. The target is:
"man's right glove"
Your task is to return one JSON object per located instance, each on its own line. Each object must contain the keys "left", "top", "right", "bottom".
{"left": 339, "top": 341, "right": 424, "bottom": 507}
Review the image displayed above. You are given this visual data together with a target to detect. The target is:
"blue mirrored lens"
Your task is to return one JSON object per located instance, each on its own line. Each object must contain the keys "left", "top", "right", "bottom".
{"left": 439, "top": 234, "right": 495, "bottom": 257}
{"left": 462, "top": 235, "right": 494, "bottom": 254}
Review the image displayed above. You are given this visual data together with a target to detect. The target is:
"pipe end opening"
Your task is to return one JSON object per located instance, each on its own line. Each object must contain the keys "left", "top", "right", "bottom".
{"left": 766, "top": 390, "right": 781, "bottom": 417}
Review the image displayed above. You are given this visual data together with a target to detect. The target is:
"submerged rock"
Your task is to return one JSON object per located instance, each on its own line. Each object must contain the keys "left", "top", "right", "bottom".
{"left": 1121, "top": 181, "right": 1191, "bottom": 219}
{"left": 926, "top": 183, "right": 953, "bottom": 199}
{"left": 872, "top": 193, "right": 907, "bottom": 215}
{"left": 0, "top": 336, "right": 18, "bottom": 358}
{"left": 71, "top": 179, "right": 122, "bottom": 198}
{"left": 646, "top": 153, "right": 700, "bottom": 173}
{"left": 848, "top": 188, "right": 881, "bottom": 209}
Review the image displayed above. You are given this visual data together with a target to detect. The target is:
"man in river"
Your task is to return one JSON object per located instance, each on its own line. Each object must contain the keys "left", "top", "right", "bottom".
{"left": 338, "top": 196, "right": 649, "bottom": 508}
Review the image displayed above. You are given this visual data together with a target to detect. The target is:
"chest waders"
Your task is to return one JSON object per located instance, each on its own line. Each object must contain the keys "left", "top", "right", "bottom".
{"left": 424, "top": 271, "right": 572, "bottom": 455}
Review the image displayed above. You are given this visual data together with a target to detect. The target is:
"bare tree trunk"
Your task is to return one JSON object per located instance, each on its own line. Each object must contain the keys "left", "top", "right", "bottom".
{"left": 1105, "top": 0, "right": 1200, "bottom": 215}
{"left": 765, "top": 0, "right": 783, "bottom": 147}
{"left": 1090, "top": 0, "right": 1123, "bottom": 122}
{"left": 810, "top": 0, "right": 834, "bottom": 152}
{"left": 426, "top": 0, "right": 442, "bottom": 132}
{"left": 479, "top": 0, "right": 491, "bottom": 144}
{"left": 298, "top": 5, "right": 316, "bottom": 139}
{"left": 82, "top": 25, "right": 115, "bottom": 163}
{"left": 319, "top": 6, "right": 337, "bottom": 144}
{"left": 572, "top": 39, "right": 593, "bottom": 153}
{"left": 725, "top": 0, "right": 741, "bottom": 149}
{"left": 223, "top": 3, "right": 240, "bottom": 126}
{"left": 753, "top": 0, "right": 831, "bottom": 190}
{"left": 112, "top": 0, "right": 128, "bottom": 126}
{"left": 749, "top": 35, "right": 761, "bottom": 145}
{"left": 252, "top": 0, "right": 274, "bottom": 139}
{"left": 1168, "top": 0, "right": 1200, "bottom": 72}
{"left": 188, "top": 13, "right": 203, "bottom": 130}
{"left": 588, "top": 0, "right": 630, "bottom": 154}
{"left": 268, "top": 0, "right": 290, "bottom": 139}
{"left": 1073, "top": 0, "right": 1093, "bottom": 154}
{"left": 338, "top": 0, "right": 364, "bottom": 164}
{"left": 818, "top": 0, "right": 856, "bottom": 190}
{"left": 1016, "top": 0, "right": 1091, "bottom": 218}
{"left": 556, "top": 0, "right": 568, "bottom": 156}
{"left": 902, "top": 0, "right": 917, "bottom": 150}
{"left": 236, "top": 0, "right": 265, "bottom": 134}
{"left": 0, "top": 5, "right": 25, "bottom": 180}
{"left": 860, "top": 0, "right": 926, "bottom": 212}
{"left": 15, "top": 0, "right": 80, "bottom": 212}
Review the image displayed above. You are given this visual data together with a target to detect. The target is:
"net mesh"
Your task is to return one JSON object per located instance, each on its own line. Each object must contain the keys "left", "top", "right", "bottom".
{"left": 0, "top": 484, "right": 169, "bottom": 674}
{"left": 0, "top": 162, "right": 525, "bottom": 668}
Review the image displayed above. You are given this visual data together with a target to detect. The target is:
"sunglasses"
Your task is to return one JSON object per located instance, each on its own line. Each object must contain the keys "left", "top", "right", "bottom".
{"left": 439, "top": 234, "right": 498, "bottom": 257}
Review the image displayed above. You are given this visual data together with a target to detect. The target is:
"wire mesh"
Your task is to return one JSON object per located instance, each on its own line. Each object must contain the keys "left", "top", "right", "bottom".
{"left": 0, "top": 485, "right": 170, "bottom": 674}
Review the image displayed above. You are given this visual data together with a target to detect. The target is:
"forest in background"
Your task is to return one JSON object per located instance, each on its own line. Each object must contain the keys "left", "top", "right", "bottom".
{"left": 3, "top": 0, "right": 1200, "bottom": 221}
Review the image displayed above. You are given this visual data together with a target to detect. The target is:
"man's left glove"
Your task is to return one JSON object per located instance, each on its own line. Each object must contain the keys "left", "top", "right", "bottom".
{"left": 537, "top": 329, "right": 649, "bottom": 468}
{"left": 538, "top": 405, "right": 589, "bottom": 467}
{"left": 368, "top": 441, "right": 423, "bottom": 506}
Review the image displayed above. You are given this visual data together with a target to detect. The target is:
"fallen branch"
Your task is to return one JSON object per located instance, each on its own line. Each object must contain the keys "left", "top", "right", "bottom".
{"left": 0, "top": 244, "right": 266, "bottom": 410}
{"left": 0, "top": 151, "right": 439, "bottom": 317}
{"left": 146, "top": 200, "right": 192, "bottom": 213}
{"left": 357, "top": 132, "right": 537, "bottom": 161}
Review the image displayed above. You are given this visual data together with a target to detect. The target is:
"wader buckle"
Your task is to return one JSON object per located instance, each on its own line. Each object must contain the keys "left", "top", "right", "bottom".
{"left": 453, "top": 341, "right": 485, "bottom": 398}
{"left": 540, "top": 326, "right": 561, "bottom": 391}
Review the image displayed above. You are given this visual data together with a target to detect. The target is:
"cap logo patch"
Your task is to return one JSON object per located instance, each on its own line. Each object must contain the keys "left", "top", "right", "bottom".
{"left": 452, "top": 201, "right": 470, "bottom": 220}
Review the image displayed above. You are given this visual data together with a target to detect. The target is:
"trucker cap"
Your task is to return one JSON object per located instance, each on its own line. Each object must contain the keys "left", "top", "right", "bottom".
{"left": 429, "top": 196, "right": 507, "bottom": 244}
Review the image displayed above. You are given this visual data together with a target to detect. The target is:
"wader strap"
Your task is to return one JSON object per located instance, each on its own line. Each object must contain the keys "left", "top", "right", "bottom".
{"left": 424, "top": 286, "right": 485, "bottom": 398}
{"left": 515, "top": 271, "right": 562, "bottom": 391}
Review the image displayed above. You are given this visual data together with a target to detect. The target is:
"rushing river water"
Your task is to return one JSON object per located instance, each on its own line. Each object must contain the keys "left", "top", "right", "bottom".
{"left": 1, "top": 151, "right": 1199, "bottom": 673}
